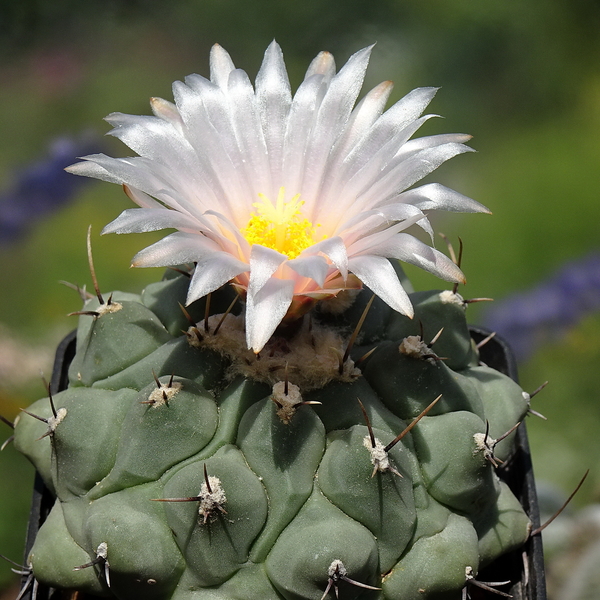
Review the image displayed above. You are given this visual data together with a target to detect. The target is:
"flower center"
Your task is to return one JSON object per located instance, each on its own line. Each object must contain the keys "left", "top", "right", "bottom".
{"left": 243, "top": 188, "right": 318, "bottom": 259}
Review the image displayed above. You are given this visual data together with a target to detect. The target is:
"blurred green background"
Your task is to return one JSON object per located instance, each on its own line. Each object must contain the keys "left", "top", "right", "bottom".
{"left": 1, "top": 0, "right": 599, "bottom": 597}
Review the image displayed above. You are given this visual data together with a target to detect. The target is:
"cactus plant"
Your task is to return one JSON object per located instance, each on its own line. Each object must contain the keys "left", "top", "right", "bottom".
{"left": 7, "top": 42, "right": 536, "bottom": 600}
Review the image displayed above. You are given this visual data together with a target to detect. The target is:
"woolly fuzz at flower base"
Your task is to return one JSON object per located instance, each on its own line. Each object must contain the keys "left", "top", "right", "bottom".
{"left": 68, "top": 41, "right": 489, "bottom": 352}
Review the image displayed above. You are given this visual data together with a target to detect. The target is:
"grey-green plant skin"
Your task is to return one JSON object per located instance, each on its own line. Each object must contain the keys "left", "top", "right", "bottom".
{"left": 14, "top": 266, "right": 531, "bottom": 600}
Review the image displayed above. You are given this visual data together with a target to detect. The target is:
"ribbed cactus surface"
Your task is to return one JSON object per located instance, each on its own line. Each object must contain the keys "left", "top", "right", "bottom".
{"left": 13, "top": 268, "right": 531, "bottom": 600}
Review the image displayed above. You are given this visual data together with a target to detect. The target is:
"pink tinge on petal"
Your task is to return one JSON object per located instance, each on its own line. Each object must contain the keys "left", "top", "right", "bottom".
{"left": 286, "top": 255, "right": 330, "bottom": 288}
{"left": 122, "top": 185, "right": 163, "bottom": 209}
{"left": 303, "top": 236, "right": 348, "bottom": 281}
{"left": 248, "top": 244, "right": 288, "bottom": 296}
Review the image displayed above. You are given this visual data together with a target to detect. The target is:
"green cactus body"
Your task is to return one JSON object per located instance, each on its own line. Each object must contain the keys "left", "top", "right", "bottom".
{"left": 13, "top": 270, "right": 532, "bottom": 600}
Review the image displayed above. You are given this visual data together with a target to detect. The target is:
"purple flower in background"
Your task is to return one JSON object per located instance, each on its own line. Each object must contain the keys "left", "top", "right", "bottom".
{"left": 0, "top": 134, "right": 103, "bottom": 243}
{"left": 481, "top": 253, "right": 600, "bottom": 361}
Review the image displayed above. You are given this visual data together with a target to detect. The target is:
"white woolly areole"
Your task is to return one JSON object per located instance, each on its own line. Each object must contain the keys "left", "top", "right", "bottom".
{"left": 473, "top": 432, "right": 492, "bottom": 452}
{"left": 188, "top": 313, "right": 360, "bottom": 391}
{"left": 199, "top": 476, "right": 227, "bottom": 524}
{"left": 147, "top": 381, "right": 182, "bottom": 408}
{"left": 272, "top": 380, "right": 302, "bottom": 405}
{"left": 47, "top": 407, "right": 67, "bottom": 432}
{"left": 399, "top": 335, "right": 430, "bottom": 358}
{"left": 363, "top": 435, "right": 391, "bottom": 471}
{"left": 328, "top": 559, "right": 347, "bottom": 579}
{"left": 272, "top": 380, "right": 303, "bottom": 424}
{"left": 465, "top": 566, "right": 475, "bottom": 580}
{"left": 96, "top": 542, "right": 108, "bottom": 560}
{"left": 473, "top": 432, "right": 496, "bottom": 464}
{"left": 439, "top": 290, "right": 465, "bottom": 306}
{"left": 96, "top": 301, "right": 123, "bottom": 316}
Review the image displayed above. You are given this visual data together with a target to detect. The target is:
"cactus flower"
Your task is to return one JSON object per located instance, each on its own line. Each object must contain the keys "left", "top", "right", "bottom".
{"left": 68, "top": 41, "right": 488, "bottom": 351}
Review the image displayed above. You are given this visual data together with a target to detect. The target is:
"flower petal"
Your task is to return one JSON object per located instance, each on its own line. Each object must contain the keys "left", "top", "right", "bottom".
{"left": 131, "top": 232, "right": 220, "bottom": 267}
{"left": 227, "top": 68, "right": 272, "bottom": 196}
{"left": 248, "top": 244, "right": 288, "bottom": 297}
{"left": 301, "top": 46, "right": 374, "bottom": 212}
{"left": 396, "top": 183, "right": 491, "bottom": 214}
{"left": 282, "top": 73, "right": 329, "bottom": 195}
{"left": 256, "top": 41, "right": 292, "bottom": 186}
{"left": 356, "top": 142, "right": 475, "bottom": 208}
{"left": 368, "top": 233, "right": 466, "bottom": 283}
{"left": 210, "top": 44, "right": 236, "bottom": 90}
{"left": 245, "top": 277, "right": 295, "bottom": 352}
{"left": 150, "top": 97, "right": 184, "bottom": 131}
{"left": 304, "top": 236, "right": 348, "bottom": 280}
{"left": 101, "top": 208, "right": 204, "bottom": 235}
{"left": 348, "top": 255, "right": 413, "bottom": 317}
{"left": 287, "top": 255, "right": 330, "bottom": 288}
{"left": 122, "top": 185, "right": 163, "bottom": 209}
{"left": 104, "top": 112, "right": 195, "bottom": 171}
{"left": 186, "top": 253, "right": 249, "bottom": 304}
{"left": 305, "top": 50, "right": 336, "bottom": 81}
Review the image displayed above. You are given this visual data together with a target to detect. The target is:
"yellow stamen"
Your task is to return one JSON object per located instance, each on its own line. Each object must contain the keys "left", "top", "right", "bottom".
{"left": 243, "top": 188, "right": 319, "bottom": 259}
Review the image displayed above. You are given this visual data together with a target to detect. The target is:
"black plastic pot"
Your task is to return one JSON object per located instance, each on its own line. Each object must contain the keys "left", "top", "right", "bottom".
{"left": 469, "top": 327, "right": 546, "bottom": 600}
{"left": 20, "top": 328, "right": 546, "bottom": 600}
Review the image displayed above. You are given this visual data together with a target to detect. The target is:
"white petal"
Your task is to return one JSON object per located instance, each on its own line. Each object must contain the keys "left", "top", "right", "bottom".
{"left": 339, "top": 202, "right": 427, "bottom": 236}
{"left": 68, "top": 154, "right": 197, "bottom": 215}
{"left": 348, "top": 255, "right": 413, "bottom": 317}
{"left": 101, "top": 208, "right": 204, "bottom": 235}
{"left": 282, "top": 73, "right": 328, "bottom": 194}
{"left": 210, "top": 44, "right": 236, "bottom": 90}
{"left": 377, "top": 203, "right": 433, "bottom": 239}
{"left": 248, "top": 244, "right": 288, "bottom": 296}
{"left": 131, "top": 232, "right": 220, "bottom": 267}
{"left": 66, "top": 155, "right": 123, "bottom": 184}
{"left": 171, "top": 80, "right": 246, "bottom": 222}
{"left": 346, "top": 214, "right": 423, "bottom": 257}
{"left": 301, "top": 46, "right": 373, "bottom": 215}
{"left": 396, "top": 183, "right": 491, "bottom": 214}
{"left": 245, "top": 277, "right": 295, "bottom": 352}
{"left": 356, "top": 142, "right": 475, "bottom": 207}
{"left": 186, "top": 253, "right": 249, "bottom": 304}
{"left": 395, "top": 133, "right": 472, "bottom": 160}
{"left": 324, "top": 80, "right": 394, "bottom": 176}
{"left": 338, "top": 195, "right": 433, "bottom": 246}
{"left": 203, "top": 209, "right": 251, "bottom": 257}
{"left": 122, "top": 185, "right": 163, "bottom": 209}
{"left": 256, "top": 41, "right": 292, "bottom": 185}
{"left": 150, "top": 97, "right": 184, "bottom": 131}
{"left": 227, "top": 68, "right": 271, "bottom": 196}
{"left": 306, "top": 236, "right": 348, "bottom": 280}
{"left": 287, "top": 255, "right": 329, "bottom": 287}
{"left": 104, "top": 113, "right": 195, "bottom": 171}
{"left": 367, "top": 233, "right": 466, "bottom": 283}
{"left": 305, "top": 51, "right": 336, "bottom": 81}
{"left": 316, "top": 114, "right": 436, "bottom": 225}
{"left": 342, "top": 87, "right": 439, "bottom": 175}
{"left": 71, "top": 42, "right": 484, "bottom": 347}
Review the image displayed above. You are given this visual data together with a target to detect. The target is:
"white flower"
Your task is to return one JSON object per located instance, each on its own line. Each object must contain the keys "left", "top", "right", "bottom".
{"left": 67, "top": 42, "right": 488, "bottom": 352}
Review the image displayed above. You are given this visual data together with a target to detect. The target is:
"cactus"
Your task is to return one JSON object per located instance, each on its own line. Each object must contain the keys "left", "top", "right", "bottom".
{"left": 8, "top": 42, "right": 535, "bottom": 599}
